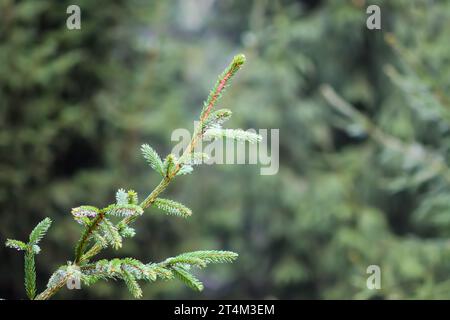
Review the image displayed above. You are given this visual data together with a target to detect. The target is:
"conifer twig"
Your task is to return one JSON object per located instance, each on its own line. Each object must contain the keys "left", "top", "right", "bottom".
{"left": 6, "top": 54, "right": 259, "bottom": 300}
{"left": 80, "top": 55, "right": 247, "bottom": 262}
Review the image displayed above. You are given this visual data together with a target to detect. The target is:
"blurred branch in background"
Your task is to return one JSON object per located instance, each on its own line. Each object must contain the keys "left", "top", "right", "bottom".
{"left": 321, "top": 84, "right": 450, "bottom": 185}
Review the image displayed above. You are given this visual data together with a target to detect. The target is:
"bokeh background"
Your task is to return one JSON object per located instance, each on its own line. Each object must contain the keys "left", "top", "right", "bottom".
{"left": 2, "top": 0, "right": 450, "bottom": 299}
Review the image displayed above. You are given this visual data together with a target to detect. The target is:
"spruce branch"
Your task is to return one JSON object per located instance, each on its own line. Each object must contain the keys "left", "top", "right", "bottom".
{"left": 28, "top": 217, "right": 52, "bottom": 245}
{"left": 204, "top": 128, "right": 262, "bottom": 144}
{"left": 174, "top": 250, "right": 239, "bottom": 265}
{"left": 202, "top": 108, "right": 233, "bottom": 130}
{"left": 163, "top": 154, "right": 177, "bottom": 177}
{"left": 24, "top": 251, "right": 36, "bottom": 299}
{"left": 127, "top": 190, "right": 139, "bottom": 205}
{"left": 141, "top": 144, "right": 164, "bottom": 176}
{"left": 171, "top": 266, "right": 204, "bottom": 291}
{"left": 153, "top": 198, "right": 192, "bottom": 218}
{"left": 147, "top": 264, "right": 174, "bottom": 280}
{"left": 74, "top": 211, "right": 105, "bottom": 263}
{"left": 7, "top": 54, "right": 257, "bottom": 299}
{"left": 35, "top": 265, "right": 79, "bottom": 300}
{"left": 158, "top": 250, "right": 238, "bottom": 269}
{"left": 121, "top": 268, "right": 143, "bottom": 298}
{"left": 118, "top": 225, "right": 136, "bottom": 238}
{"left": 176, "top": 164, "right": 194, "bottom": 176}
{"left": 321, "top": 84, "right": 450, "bottom": 184}
{"left": 5, "top": 218, "right": 52, "bottom": 299}
{"left": 115, "top": 188, "right": 129, "bottom": 205}
{"left": 200, "top": 54, "right": 246, "bottom": 121}
{"left": 107, "top": 204, "right": 144, "bottom": 217}
{"left": 35, "top": 271, "right": 70, "bottom": 300}
{"left": 5, "top": 239, "right": 28, "bottom": 251}
{"left": 181, "top": 152, "right": 210, "bottom": 165}
{"left": 100, "top": 218, "right": 123, "bottom": 250}
{"left": 72, "top": 206, "right": 99, "bottom": 225}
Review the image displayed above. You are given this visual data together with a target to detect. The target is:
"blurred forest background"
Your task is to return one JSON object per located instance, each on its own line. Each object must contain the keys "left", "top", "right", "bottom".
{"left": 2, "top": 0, "right": 450, "bottom": 299}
